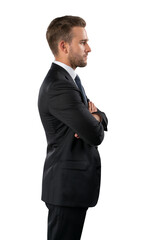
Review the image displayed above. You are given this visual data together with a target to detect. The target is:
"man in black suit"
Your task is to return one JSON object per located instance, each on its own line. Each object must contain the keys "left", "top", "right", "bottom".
{"left": 38, "top": 16, "right": 108, "bottom": 240}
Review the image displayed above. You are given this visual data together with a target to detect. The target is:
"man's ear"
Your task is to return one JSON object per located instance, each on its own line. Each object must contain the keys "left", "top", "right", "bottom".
{"left": 59, "top": 41, "right": 69, "bottom": 54}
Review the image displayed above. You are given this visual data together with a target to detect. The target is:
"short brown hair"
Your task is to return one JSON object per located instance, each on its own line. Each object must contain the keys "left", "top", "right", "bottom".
{"left": 46, "top": 15, "right": 86, "bottom": 56}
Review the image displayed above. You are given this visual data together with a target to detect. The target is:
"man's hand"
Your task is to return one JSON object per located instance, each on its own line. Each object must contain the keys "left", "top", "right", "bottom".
{"left": 88, "top": 101, "right": 98, "bottom": 113}
{"left": 74, "top": 133, "right": 80, "bottom": 139}
{"left": 88, "top": 101, "right": 101, "bottom": 122}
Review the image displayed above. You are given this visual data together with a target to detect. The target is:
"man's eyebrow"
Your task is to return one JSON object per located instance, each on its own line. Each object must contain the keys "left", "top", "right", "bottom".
{"left": 80, "top": 39, "right": 89, "bottom": 42}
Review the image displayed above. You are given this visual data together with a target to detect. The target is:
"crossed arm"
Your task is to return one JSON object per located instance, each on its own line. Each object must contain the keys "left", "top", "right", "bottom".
{"left": 46, "top": 81, "right": 107, "bottom": 146}
{"left": 74, "top": 101, "right": 101, "bottom": 139}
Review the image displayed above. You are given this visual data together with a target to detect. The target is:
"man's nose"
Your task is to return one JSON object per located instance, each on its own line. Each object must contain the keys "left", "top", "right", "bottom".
{"left": 86, "top": 43, "right": 91, "bottom": 52}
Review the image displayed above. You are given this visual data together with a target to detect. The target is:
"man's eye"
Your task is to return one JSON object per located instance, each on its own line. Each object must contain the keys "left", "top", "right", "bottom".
{"left": 81, "top": 41, "right": 86, "bottom": 45}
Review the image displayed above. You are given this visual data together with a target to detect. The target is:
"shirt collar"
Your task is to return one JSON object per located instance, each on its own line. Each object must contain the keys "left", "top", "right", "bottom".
{"left": 54, "top": 61, "right": 76, "bottom": 80}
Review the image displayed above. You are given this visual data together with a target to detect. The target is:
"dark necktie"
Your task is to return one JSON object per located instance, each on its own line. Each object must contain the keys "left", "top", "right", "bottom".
{"left": 74, "top": 75, "right": 88, "bottom": 107}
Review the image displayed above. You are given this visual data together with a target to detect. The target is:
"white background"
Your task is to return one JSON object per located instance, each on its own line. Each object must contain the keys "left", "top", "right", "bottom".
{"left": 0, "top": 0, "right": 143, "bottom": 239}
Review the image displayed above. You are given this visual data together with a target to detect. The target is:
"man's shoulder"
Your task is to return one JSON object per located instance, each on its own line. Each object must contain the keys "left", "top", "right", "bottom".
{"left": 42, "top": 63, "right": 76, "bottom": 91}
{"left": 42, "top": 63, "right": 67, "bottom": 85}
{"left": 48, "top": 63, "right": 70, "bottom": 79}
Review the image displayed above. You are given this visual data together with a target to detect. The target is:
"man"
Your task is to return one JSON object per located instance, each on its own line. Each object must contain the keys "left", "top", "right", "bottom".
{"left": 38, "top": 16, "right": 108, "bottom": 240}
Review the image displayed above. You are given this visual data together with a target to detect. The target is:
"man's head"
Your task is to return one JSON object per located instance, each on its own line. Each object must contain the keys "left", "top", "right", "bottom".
{"left": 46, "top": 15, "right": 91, "bottom": 69}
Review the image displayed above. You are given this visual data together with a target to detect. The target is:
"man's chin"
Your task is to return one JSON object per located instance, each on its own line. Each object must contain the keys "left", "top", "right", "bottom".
{"left": 78, "top": 61, "right": 87, "bottom": 68}
{"left": 70, "top": 60, "right": 87, "bottom": 69}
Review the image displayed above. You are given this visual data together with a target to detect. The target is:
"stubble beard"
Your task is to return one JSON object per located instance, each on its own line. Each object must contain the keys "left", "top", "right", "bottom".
{"left": 70, "top": 58, "right": 87, "bottom": 69}
{"left": 68, "top": 52, "right": 87, "bottom": 69}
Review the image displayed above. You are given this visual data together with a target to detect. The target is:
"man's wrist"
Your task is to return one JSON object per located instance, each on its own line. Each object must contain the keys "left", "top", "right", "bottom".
{"left": 92, "top": 113, "right": 102, "bottom": 122}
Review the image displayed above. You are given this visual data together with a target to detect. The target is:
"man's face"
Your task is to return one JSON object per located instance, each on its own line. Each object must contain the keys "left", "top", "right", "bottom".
{"left": 68, "top": 27, "right": 91, "bottom": 69}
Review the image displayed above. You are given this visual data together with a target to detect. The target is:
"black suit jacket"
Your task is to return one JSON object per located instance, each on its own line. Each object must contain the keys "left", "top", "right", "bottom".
{"left": 38, "top": 63, "right": 108, "bottom": 207}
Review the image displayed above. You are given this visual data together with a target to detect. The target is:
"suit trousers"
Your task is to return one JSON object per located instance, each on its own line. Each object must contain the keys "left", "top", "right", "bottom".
{"left": 45, "top": 203, "right": 88, "bottom": 240}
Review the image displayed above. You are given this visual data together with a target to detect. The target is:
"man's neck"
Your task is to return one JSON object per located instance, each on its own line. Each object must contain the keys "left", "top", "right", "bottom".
{"left": 54, "top": 58, "right": 76, "bottom": 70}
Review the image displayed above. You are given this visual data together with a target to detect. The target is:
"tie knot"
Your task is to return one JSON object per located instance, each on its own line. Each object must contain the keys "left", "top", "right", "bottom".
{"left": 75, "top": 75, "right": 80, "bottom": 83}
{"left": 74, "top": 75, "right": 88, "bottom": 106}
{"left": 74, "top": 75, "right": 82, "bottom": 89}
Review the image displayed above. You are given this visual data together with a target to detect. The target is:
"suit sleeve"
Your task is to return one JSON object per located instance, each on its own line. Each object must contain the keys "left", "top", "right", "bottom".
{"left": 48, "top": 83, "right": 104, "bottom": 146}
{"left": 91, "top": 109, "right": 108, "bottom": 131}
{"left": 87, "top": 98, "right": 108, "bottom": 131}
{"left": 96, "top": 109, "right": 108, "bottom": 131}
